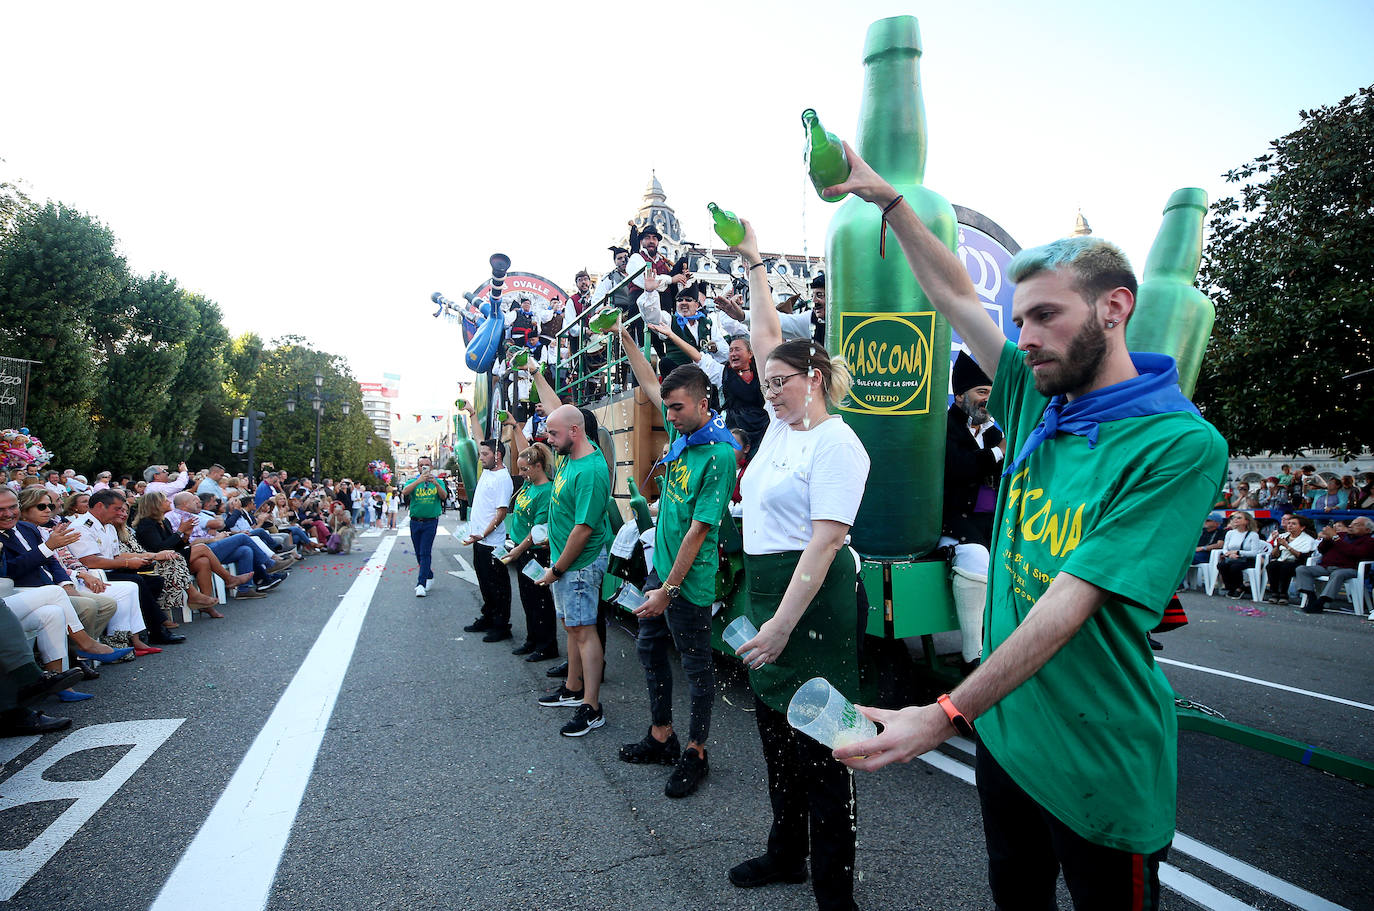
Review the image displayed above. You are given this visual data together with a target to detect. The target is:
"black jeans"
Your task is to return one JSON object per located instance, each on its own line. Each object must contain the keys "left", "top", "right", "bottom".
{"left": 635, "top": 594, "right": 714, "bottom": 745}
{"left": 755, "top": 696, "right": 857, "bottom": 911}
{"left": 1217, "top": 557, "right": 1254, "bottom": 594}
{"left": 977, "top": 743, "right": 1168, "bottom": 911}
{"left": 514, "top": 551, "right": 556, "bottom": 652}
{"left": 1266, "top": 560, "right": 1299, "bottom": 598}
{"left": 472, "top": 542, "right": 512, "bottom": 630}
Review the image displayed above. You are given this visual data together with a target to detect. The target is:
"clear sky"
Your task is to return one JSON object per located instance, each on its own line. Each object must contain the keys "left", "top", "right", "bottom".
{"left": 3, "top": 0, "right": 1370, "bottom": 425}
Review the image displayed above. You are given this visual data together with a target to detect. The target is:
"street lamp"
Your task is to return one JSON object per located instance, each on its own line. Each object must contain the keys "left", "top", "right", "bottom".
{"left": 286, "top": 379, "right": 352, "bottom": 483}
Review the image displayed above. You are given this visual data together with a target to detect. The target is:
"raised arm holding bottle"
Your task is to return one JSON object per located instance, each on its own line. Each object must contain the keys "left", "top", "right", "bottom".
{"left": 825, "top": 85, "right": 1227, "bottom": 911}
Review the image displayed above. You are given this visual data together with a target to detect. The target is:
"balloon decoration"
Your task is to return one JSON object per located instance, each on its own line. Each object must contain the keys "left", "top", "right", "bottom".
{"left": 368, "top": 459, "right": 393, "bottom": 484}
{"left": 2, "top": 428, "right": 53, "bottom": 470}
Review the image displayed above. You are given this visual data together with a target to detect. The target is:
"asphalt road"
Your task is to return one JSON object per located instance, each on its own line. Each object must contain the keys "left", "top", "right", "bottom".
{"left": 2, "top": 516, "right": 1370, "bottom": 911}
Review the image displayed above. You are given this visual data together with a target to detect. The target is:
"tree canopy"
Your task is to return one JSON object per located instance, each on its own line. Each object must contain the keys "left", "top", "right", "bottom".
{"left": 0, "top": 184, "right": 386, "bottom": 480}
{"left": 1197, "top": 85, "right": 1373, "bottom": 457}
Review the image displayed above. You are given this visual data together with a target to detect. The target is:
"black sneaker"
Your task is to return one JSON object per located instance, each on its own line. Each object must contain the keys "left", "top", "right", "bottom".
{"left": 560, "top": 703, "right": 605, "bottom": 737}
{"left": 512, "top": 642, "right": 536, "bottom": 656}
{"left": 482, "top": 628, "right": 513, "bottom": 643}
{"left": 665, "top": 749, "right": 708, "bottom": 798}
{"left": 463, "top": 617, "right": 493, "bottom": 633}
{"left": 257, "top": 575, "right": 284, "bottom": 593}
{"left": 619, "top": 728, "right": 681, "bottom": 765}
{"left": 546, "top": 660, "right": 569, "bottom": 678}
{"left": 728, "top": 854, "right": 808, "bottom": 888}
{"left": 537, "top": 685, "right": 583, "bottom": 707}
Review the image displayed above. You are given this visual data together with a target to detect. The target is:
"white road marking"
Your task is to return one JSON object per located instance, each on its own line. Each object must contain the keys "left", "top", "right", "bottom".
{"left": 448, "top": 554, "right": 478, "bottom": 586}
{"left": 1157, "top": 867, "right": 1260, "bottom": 911}
{"left": 150, "top": 536, "right": 396, "bottom": 911}
{"left": 394, "top": 526, "right": 452, "bottom": 538}
{"left": 0, "top": 719, "right": 185, "bottom": 900}
{"left": 1157, "top": 657, "right": 1374, "bottom": 712}
{"left": 1172, "top": 834, "right": 1348, "bottom": 911}
{"left": 919, "top": 743, "right": 1350, "bottom": 911}
{"left": 0, "top": 736, "right": 38, "bottom": 765}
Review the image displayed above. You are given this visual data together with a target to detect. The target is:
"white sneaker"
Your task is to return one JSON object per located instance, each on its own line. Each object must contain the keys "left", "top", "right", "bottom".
{"left": 414, "top": 584, "right": 427, "bottom": 597}
{"left": 424, "top": 579, "right": 435, "bottom": 592}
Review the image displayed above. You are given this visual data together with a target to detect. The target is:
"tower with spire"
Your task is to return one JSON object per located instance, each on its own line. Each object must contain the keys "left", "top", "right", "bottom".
{"left": 1071, "top": 209, "right": 1093, "bottom": 237}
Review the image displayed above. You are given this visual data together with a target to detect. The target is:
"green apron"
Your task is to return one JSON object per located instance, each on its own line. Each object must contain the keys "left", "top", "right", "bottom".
{"left": 744, "top": 550, "right": 859, "bottom": 714}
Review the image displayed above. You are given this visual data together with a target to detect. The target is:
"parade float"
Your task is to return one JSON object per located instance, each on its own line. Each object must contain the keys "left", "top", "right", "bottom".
{"left": 429, "top": 14, "right": 1371, "bottom": 786}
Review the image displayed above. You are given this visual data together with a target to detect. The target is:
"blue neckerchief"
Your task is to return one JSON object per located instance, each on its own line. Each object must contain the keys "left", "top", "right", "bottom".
{"left": 656, "top": 411, "right": 740, "bottom": 468}
{"left": 1001, "top": 352, "right": 1199, "bottom": 478}
{"left": 675, "top": 312, "right": 703, "bottom": 329}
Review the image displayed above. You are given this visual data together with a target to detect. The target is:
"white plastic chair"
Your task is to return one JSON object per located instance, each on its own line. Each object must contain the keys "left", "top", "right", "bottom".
{"left": 1190, "top": 549, "right": 1222, "bottom": 595}
{"left": 210, "top": 561, "right": 238, "bottom": 604}
{"left": 1346, "top": 560, "right": 1371, "bottom": 617}
{"left": 1241, "top": 542, "right": 1273, "bottom": 602}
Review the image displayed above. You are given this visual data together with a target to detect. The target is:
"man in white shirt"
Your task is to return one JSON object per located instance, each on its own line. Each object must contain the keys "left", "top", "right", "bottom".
{"left": 461, "top": 438, "right": 515, "bottom": 643}
{"left": 68, "top": 489, "right": 184, "bottom": 645}
{"left": 42, "top": 471, "right": 66, "bottom": 500}
{"left": 143, "top": 463, "right": 190, "bottom": 500}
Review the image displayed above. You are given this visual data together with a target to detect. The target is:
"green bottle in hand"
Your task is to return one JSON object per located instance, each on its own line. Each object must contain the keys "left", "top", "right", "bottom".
{"left": 708, "top": 202, "right": 746, "bottom": 247}
{"left": 803, "top": 108, "right": 851, "bottom": 202}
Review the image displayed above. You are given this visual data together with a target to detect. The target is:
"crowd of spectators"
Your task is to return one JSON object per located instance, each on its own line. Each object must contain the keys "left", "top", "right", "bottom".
{"left": 1193, "top": 463, "right": 1374, "bottom": 612}
{"left": 1, "top": 458, "right": 403, "bottom": 736}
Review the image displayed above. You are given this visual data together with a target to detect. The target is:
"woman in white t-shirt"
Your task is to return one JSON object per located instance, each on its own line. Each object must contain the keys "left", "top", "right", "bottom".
{"left": 727, "top": 221, "right": 870, "bottom": 909}
{"left": 385, "top": 486, "right": 400, "bottom": 529}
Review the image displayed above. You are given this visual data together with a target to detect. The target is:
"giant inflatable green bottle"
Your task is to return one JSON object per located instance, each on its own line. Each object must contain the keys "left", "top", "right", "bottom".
{"left": 1126, "top": 188, "right": 1215, "bottom": 398}
{"left": 827, "top": 15, "right": 957, "bottom": 560}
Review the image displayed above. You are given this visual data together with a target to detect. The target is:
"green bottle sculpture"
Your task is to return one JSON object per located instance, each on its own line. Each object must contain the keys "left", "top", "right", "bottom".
{"left": 1125, "top": 188, "right": 1215, "bottom": 398}
{"left": 626, "top": 478, "right": 653, "bottom": 532}
{"left": 803, "top": 109, "right": 851, "bottom": 203}
{"left": 827, "top": 15, "right": 958, "bottom": 561}
{"left": 708, "top": 203, "right": 746, "bottom": 247}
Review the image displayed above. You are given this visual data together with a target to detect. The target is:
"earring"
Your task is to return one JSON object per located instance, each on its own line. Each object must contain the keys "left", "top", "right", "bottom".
{"left": 1106, "top": 319, "right": 1118, "bottom": 328}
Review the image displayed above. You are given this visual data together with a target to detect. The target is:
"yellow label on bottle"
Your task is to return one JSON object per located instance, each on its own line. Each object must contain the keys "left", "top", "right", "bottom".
{"left": 838, "top": 311, "right": 935, "bottom": 415}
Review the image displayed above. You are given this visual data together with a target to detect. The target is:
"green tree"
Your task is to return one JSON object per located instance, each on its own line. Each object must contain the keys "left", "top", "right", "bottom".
{"left": 1197, "top": 85, "right": 1374, "bottom": 456}
{"left": 0, "top": 203, "right": 128, "bottom": 466}
{"left": 153, "top": 292, "right": 230, "bottom": 462}
{"left": 248, "top": 337, "right": 388, "bottom": 482}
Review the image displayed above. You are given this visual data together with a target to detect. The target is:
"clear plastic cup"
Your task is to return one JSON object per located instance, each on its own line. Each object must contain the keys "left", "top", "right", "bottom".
{"left": 530, "top": 524, "right": 548, "bottom": 545}
{"left": 492, "top": 543, "right": 509, "bottom": 561}
{"left": 522, "top": 560, "right": 545, "bottom": 581}
{"left": 615, "top": 583, "right": 646, "bottom": 610}
{"left": 786, "top": 677, "right": 877, "bottom": 750}
{"left": 722, "top": 616, "right": 759, "bottom": 657}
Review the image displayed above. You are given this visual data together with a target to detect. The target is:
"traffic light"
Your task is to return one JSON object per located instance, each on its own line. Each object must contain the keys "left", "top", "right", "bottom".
{"left": 231, "top": 417, "right": 248, "bottom": 454}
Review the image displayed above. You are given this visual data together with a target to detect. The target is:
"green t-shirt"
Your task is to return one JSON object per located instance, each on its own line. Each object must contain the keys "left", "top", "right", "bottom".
{"left": 980, "top": 340, "right": 1228, "bottom": 853}
{"left": 508, "top": 480, "right": 551, "bottom": 543}
{"left": 653, "top": 417, "right": 735, "bottom": 606}
{"left": 549, "top": 449, "right": 611, "bottom": 571}
{"left": 407, "top": 478, "right": 446, "bottom": 520}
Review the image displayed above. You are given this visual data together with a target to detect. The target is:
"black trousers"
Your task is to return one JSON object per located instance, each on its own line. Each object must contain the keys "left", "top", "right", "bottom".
{"left": 754, "top": 695, "right": 857, "bottom": 911}
{"left": 513, "top": 551, "right": 556, "bottom": 651}
{"left": 1266, "top": 560, "right": 1299, "bottom": 597}
{"left": 472, "top": 542, "right": 512, "bottom": 630}
{"left": 106, "top": 570, "right": 167, "bottom": 630}
{"left": 977, "top": 743, "right": 1168, "bottom": 911}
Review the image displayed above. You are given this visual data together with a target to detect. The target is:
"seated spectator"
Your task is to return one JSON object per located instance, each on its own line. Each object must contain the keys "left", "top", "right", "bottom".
{"left": 1295, "top": 516, "right": 1374, "bottom": 613}
{"left": 135, "top": 491, "right": 253, "bottom": 603}
{"left": 69, "top": 488, "right": 182, "bottom": 649}
{"left": 116, "top": 496, "right": 223, "bottom": 620}
{"left": 1340, "top": 475, "right": 1358, "bottom": 508}
{"left": 43, "top": 471, "right": 66, "bottom": 499}
{"left": 1264, "top": 515, "right": 1317, "bottom": 605}
{"left": 16, "top": 488, "right": 120, "bottom": 650}
{"left": 64, "top": 470, "right": 90, "bottom": 493}
{"left": 271, "top": 493, "right": 319, "bottom": 553}
{"left": 1359, "top": 473, "right": 1374, "bottom": 509}
{"left": 1256, "top": 476, "right": 1290, "bottom": 514}
{"left": 327, "top": 501, "right": 356, "bottom": 553}
{"left": 0, "top": 603, "right": 87, "bottom": 736}
{"left": 63, "top": 490, "right": 91, "bottom": 518}
{"left": 168, "top": 491, "right": 287, "bottom": 599}
{"left": 1216, "top": 511, "right": 1264, "bottom": 599}
{"left": 144, "top": 462, "right": 191, "bottom": 499}
{"left": 1193, "top": 512, "right": 1225, "bottom": 564}
{"left": 1312, "top": 477, "right": 1343, "bottom": 511}
{"left": 1224, "top": 481, "right": 1251, "bottom": 509}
